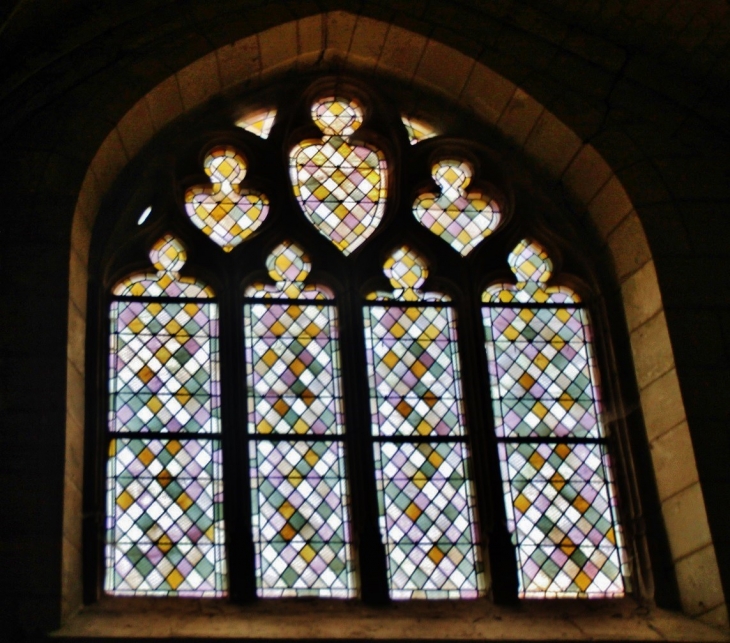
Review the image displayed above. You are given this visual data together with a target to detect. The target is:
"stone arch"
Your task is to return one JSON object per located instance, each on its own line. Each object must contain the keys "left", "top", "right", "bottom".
{"left": 64, "top": 10, "right": 726, "bottom": 626}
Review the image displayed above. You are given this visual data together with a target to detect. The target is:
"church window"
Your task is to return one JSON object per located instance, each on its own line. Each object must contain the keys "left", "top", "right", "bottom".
{"left": 97, "top": 82, "right": 629, "bottom": 603}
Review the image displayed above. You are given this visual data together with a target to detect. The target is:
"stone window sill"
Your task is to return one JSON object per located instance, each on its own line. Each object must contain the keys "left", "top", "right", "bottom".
{"left": 52, "top": 597, "right": 729, "bottom": 641}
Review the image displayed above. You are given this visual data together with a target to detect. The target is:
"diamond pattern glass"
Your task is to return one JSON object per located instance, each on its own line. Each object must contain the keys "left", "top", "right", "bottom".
{"left": 401, "top": 116, "right": 438, "bottom": 145}
{"left": 245, "top": 243, "right": 354, "bottom": 596}
{"left": 245, "top": 302, "right": 342, "bottom": 436}
{"left": 365, "top": 248, "right": 483, "bottom": 598}
{"left": 185, "top": 145, "right": 269, "bottom": 252}
{"left": 413, "top": 160, "right": 501, "bottom": 256}
{"left": 105, "top": 438, "right": 226, "bottom": 596}
{"left": 107, "top": 237, "right": 226, "bottom": 596}
{"left": 373, "top": 442, "right": 483, "bottom": 599}
{"left": 365, "top": 306, "right": 464, "bottom": 437}
{"left": 499, "top": 442, "right": 625, "bottom": 598}
{"left": 482, "top": 239, "right": 626, "bottom": 598}
{"left": 290, "top": 97, "right": 387, "bottom": 255}
{"left": 484, "top": 306, "right": 598, "bottom": 439}
{"left": 250, "top": 440, "right": 354, "bottom": 597}
{"left": 236, "top": 108, "right": 277, "bottom": 138}
{"left": 109, "top": 301, "right": 220, "bottom": 434}
{"left": 113, "top": 235, "right": 212, "bottom": 298}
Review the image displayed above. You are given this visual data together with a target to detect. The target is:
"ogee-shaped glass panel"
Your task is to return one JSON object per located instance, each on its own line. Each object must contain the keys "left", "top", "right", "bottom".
{"left": 413, "top": 160, "right": 501, "bottom": 256}
{"left": 185, "top": 146, "right": 269, "bottom": 252}
{"left": 290, "top": 97, "right": 387, "bottom": 255}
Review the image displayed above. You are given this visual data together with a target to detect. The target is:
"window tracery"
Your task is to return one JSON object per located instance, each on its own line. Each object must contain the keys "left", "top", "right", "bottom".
{"left": 99, "top": 82, "right": 629, "bottom": 604}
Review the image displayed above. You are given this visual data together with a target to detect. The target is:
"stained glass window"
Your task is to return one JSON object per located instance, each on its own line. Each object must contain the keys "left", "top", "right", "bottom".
{"left": 106, "top": 235, "right": 227, "bottom": 596}
{"left": 482, "top": 240, "right": 628, "bottom": 598}
{"left": 184, "top": 145, "right": 269, "bottom": 252}
{"left": 236, "top": 108, "right": 277, "bottom": 138}
{"left": 244, "top": 241, "right": 355, "bottom": 597}
{"left": 290, "top": 97, "right": 387, "bottom": 255}
{"left": 413, "top": 160, "right": 501, "bottom": 256}
{"left": 99, "top": 83, "right": 634, "bottom": 605}
{"left": 364, "top": 247, "right": 484, "bottom": 599}
{"left": 401, "top": 116, "right": 438, "bottom": 145}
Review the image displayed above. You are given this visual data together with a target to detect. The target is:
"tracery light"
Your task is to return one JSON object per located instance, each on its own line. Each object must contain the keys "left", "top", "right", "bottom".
{"left": 401, "top": 115, "right": 438, "bottom": 145}
{"left": 290, "top": 97, "right": 387, "bottom": 255}
{"left": 185, "top": 145, "right": 269, "bottom": 252}
{"left": 364, "top": 246, "right": 485, "bottom": 599}
{"left": 107, "top": 235, "right": 227, "bottom": 596}
{"left": 413, "top": 160, "right": 501, "bottom": 256}
{"left": 482, "top": 240, "right": 628, "bottom": 598}
{"left": 236, "top": 107, "right": 277, "bottom": 139}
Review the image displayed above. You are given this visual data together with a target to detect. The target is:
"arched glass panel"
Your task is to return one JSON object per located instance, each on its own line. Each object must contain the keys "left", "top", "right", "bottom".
{"left": 482, "top": 240, "right": 628, "bottom": 598}
{"left": 364, "top": 247, "right": 484, "bottom": 599}
{"left": 106, "top": 235, "right": 227, "bottom": 596}
{"left": 244, "top": 241, "right": 355, "bottom": 597}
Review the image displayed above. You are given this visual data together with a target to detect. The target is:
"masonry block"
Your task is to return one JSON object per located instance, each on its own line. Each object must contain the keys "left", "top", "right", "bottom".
{"left": 561, "top": 144, "right": 613, "bottom": 205}
{"left": 496, "top": 88, "right": 544, "bottom": 146}
{"left": 587, "top": 175, "right": 633, "bottom": 241}
{"left": 621, "top": 260, "right": 663, "bottom": 332}
{"left": 607, "top": 211, "right": 652, "bottom": 281}
{"left": 640, "top": 368, "right": 687, "bottom": 441}
{"left": 347, "top": 16, "right": 388, "bottom": 68}
{"left": 217, "top": 36, "right": 261, "bottom": 89}
{"left": 67, "top": 301, "right": 85, "bottom": 378}
{"left": 65, "top": 361, "right": 85, "bottom": 434}
{"left": 61, "top": 534, "right": 83, "bottom": 621}
{"left": 630, "top": 310, "right": 675, "bottom": 390}
{"left": 297, "top": 14, "right": 324, "bottom": 59}
{"left": 325, "top": 11, "right": 357, "bottom": 57}
{"left": 178, "top": 51, "right": 221, "bottom": 112}
{"left": 68, "top": 245, "right": 88, "bottom": 319}
{"left": 663, "top": 482, "right": 713, "bottom": 561}
{"left": 650, "top": 421, "right": 700, "bottom": 501}
{"left": 90, "top": 128, "right": 128, "bottom": 201}
{"left": 377, "top": 24, "right": 427, "bottom": 82}
{"left": 460, "top": 63, "right": 516, "bottom": 125}
{"left": 144, "top": 75, "right": 185, "bottom": 132}
{"left": 74, "top": 171, "right": 102, "bottom": 235}
{"left": 415, "top": 39, "right": 475, "bottom": 97}
{"left": 116, "top": 98, "right": 155, "bottom": 160}
{"left": 675, "top": 544, "right": 727, "bottom": 617}
{"left": 260, "top": 23, "right": 298, "bottom": 75}
{"left": 523, "top": 110, "right": 583, "bottom": 179}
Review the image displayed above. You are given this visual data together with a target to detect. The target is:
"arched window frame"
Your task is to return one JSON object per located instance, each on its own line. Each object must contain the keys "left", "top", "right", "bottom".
{"left": 84, "top": 73, "right": 652, "bottom": 607}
